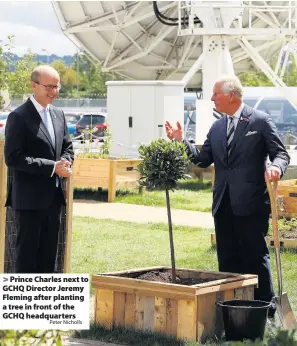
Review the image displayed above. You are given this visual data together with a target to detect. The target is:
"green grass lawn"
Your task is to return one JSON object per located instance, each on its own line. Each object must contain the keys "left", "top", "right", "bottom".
{"left": 71, "top": 216, "right": 297, "bottom": 345}
{"left": 71, "top": 217, "right": 216, "bottom": 275}
{"left": 74, "top": 179, "right": 213, "bottom": 212}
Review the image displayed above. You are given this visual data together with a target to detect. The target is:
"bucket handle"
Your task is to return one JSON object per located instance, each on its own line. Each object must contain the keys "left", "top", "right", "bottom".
{"left": 216, "top": 300, "right": 272, "bottom": 308}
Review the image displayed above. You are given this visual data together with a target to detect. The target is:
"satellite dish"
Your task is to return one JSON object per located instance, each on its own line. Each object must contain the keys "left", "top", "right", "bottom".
{"left": 53, "top": 1, "right": 297, "bottom": 92}
{"left": 53, "top": 1, "right": 297, "bottom": 155}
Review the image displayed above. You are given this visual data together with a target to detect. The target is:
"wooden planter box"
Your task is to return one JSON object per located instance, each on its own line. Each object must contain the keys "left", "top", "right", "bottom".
{"left": 191, "top": 165, "right": 215, "bottom": 187}
{"left": 73, "top": 158, "right": 141, "bottom": 202}
{"left": 266, "top": 237, "right": 297, "bottom": 248}
{"left": 92, "top": 266, "right": 257, "bottom": 343}
{"left": 211, "top": 233, "right": 297, "bottom": 248}
{"left": 277, "top": 179, "right": 297, "bottom": 218}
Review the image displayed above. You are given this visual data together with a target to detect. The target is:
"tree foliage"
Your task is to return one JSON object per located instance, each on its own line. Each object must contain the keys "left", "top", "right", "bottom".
{"left": 138, "top": 139, "right": 190, "bottom": 191}
{"left": 138, "top": 138, "right": 190, "bottom": 283}
{"left": 239, "top": 71, "right": 274, "bottom": 86}
{"left": 239, "top": 56, "right": 297, "bottom": 87}
{"left": 6, "top": 53, "right": 37, "bottom": 96}
{"left": 0, "top": 329, "right": 63, "bottom": 345}
{"left": 0, "top": 38, "right": 122, "bottom": 107}
{"left": 51, "top": 60, "right": 76, "bottom": 94}
{"left": 0, "top": 47, "right": 7, "bottom": 109}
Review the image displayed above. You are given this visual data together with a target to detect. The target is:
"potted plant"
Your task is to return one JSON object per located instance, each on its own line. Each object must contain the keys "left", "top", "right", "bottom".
{"left": 92, "top": 139, "right": 258, "bottom": 343}
{"left": 137, "top": 138, "right": 191, "bottom": 282}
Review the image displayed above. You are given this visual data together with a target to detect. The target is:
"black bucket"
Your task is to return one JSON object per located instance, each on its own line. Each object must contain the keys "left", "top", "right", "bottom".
{"left": 217, "top": 299, "right": 271, "bottom": 342}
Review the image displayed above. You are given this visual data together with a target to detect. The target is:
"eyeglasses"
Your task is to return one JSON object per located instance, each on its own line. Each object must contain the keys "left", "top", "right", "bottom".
{"left": 33, "top": 81, "right": 61, "bottom": 91}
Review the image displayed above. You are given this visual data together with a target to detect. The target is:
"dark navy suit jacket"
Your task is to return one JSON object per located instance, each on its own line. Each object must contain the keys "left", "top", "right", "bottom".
{"left": 184, "top": 105, "right": 290, "bottom": 216}
{"left": 4, "top": 98, "right": 74, "bottom": 210}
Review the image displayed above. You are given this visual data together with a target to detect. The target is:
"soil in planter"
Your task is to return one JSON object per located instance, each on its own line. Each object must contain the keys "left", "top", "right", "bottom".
{"left": 135, "top": 270, "right": 216, "bottom": 286}
{"left": 279, "top": 228, "right": 297, "bottom": 239}
{"left": 269, "top": 218, "right": 297, "bottom": 239}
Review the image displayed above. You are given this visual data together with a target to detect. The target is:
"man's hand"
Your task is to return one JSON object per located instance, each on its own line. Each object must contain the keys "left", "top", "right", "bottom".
{"left": 55, "top": 159, "right": 72, "bottom": 178}
{"left": 265, "top": 165, "right": 281, "bottom": 182}
{"left": 165, "top": 121, "right": 183, "bottom": 141}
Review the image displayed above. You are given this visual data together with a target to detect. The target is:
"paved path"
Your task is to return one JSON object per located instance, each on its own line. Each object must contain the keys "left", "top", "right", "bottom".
{"left": 73, "top": 201, "right": 214, "bottom": 229}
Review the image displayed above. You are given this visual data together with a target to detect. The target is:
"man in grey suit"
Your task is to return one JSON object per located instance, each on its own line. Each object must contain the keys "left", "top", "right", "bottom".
{"left": 165, "top": 76, "right": 290, "bottom": 318}
{"left": 5, "top": 65, "right": 74, "bottom": 273}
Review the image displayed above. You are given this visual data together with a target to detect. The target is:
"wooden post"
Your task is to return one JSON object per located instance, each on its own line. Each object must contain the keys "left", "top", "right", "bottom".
{"left": 0, "top": 142, "right": 7, "bottom": 272}
{"left": 64, "top": 171, "right": 74, "bottom": 273}
{"left": 108, "top": 160, "right": 117, "bottom": 202}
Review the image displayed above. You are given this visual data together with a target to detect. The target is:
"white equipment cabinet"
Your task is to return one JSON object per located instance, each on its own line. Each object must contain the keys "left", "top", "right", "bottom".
{"left": 106, "top": 81, "right": 184, "bottom": 158}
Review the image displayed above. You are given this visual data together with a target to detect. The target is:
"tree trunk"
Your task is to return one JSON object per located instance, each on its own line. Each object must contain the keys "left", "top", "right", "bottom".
{"left": 165, "top": 188, "right": 176, "bottom": 283}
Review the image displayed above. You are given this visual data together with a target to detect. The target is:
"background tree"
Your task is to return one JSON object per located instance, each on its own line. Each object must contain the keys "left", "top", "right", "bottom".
{"left": 238, "top": 71, "right": 274, "bottom": 86}
{"left": 239, "top": 55, "right": 297, "bottom": 87}
{"left": 6, "top": 53, "right": 37, "bottom": 97}
{"left": 282, "top": 56, "right": 297, "bottom": 86}
{"left": 73, "top": 53, "right": 106, "bottom": 95}
{"left": 0, "top": 37, "right": 13, "bottom": 109}
{"left": 1, "top": 38, "right": 37, "bottom": 104}
{"left": 0, "top": 46, "right": 8, "bottom": 109}
{"left": 52, "top": 60, "right": 76, "bottom": 95}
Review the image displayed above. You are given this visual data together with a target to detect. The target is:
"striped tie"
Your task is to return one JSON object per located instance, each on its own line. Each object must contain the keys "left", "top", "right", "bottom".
{"left": 227, "top": 117, "right": 235, "bottom": 157}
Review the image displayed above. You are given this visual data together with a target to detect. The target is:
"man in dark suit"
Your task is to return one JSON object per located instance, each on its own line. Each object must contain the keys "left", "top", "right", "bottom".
{"left": 165, "top": 76, "right": 290, "bottom": 317}
{"left": 5, "top": 65, "right": 74, "bottom": 274}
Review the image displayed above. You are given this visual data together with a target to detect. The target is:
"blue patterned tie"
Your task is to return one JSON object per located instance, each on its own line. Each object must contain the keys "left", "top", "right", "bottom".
{"left": 43, "top": 108, "right": 58, "bottom": 186}
{"left": 43, "top": 108, "right": 55, "bottom": 146}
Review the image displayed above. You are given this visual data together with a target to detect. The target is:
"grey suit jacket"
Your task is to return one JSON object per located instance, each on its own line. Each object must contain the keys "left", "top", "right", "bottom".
{"left": 184, "top": 105, "right": 290, "bottom": 216}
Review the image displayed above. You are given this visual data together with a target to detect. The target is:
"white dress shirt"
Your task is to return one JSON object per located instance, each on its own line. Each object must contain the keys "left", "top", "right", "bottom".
{"left": 226, "top": 102, "right": 244, "bottom": 134}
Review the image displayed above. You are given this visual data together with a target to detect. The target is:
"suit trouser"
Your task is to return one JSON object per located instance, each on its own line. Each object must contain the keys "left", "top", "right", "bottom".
{"left": 214, "top": 188, "right": 275, "bottom": 312}
{"left": 14, "top": 188, "right": 63, "bottom": 274}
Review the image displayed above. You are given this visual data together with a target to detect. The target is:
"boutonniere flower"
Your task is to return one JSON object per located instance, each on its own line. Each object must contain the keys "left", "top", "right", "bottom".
{"left": 240, "top": 117, "right": 249, "bottom": 122}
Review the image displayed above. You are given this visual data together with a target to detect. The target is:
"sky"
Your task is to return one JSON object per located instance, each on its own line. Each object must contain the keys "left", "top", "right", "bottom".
{"left": 0, "top": 1, "right": 77, "bottom": 56}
